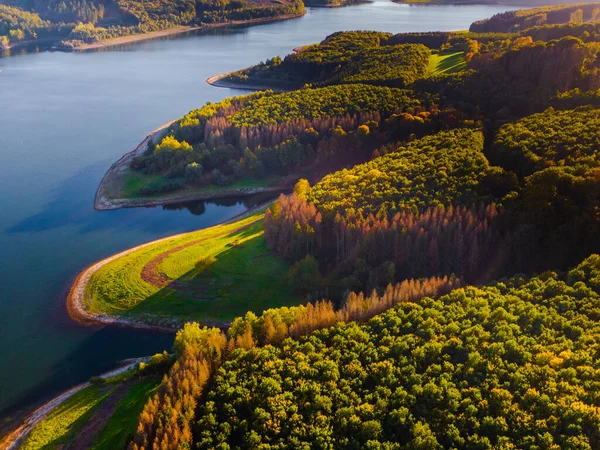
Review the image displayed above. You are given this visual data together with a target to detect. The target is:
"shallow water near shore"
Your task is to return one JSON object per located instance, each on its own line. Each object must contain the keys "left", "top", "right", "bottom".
{"left": 0, "top": 0, "right": 519, "bottom": 421}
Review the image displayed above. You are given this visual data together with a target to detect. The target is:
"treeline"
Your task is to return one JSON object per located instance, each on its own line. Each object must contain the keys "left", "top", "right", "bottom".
{"left": 5, "top": 0, "right": 116, "bottom": 24}
{"left": 129, "top": 275, "right": 456, "bottom": 450}
{"left": 470, "top": 2, "right": 600, "bottom": 33}
{"left": 225, "top": 31, "right": 431, "bottom": 89}
{"left": 491, "top": 106, "right": 600, "bottom": 176}
{"left": 265, "top": 192, "right": 504, "bottom": 287}
{"left": 525, "top": 20, "right": 600, "bottom": 42}
{"left": 196, "top": 0, "right": 304, "bottom": 24}
{"left": 196, "top": 254, "right": 600, "bottom": 449}
{"left": 489, "top": 106, "right": 600, "bottom": 271}
{"left": 130, "top": 85, "right": 426, "bottom": 194}
{"left": 0, "top": 4, "right": 48, "bottom": 46}
{"left": 264, "top": 105, "right": 600, "bottom": 285}
{"left": 417, "top": 36, "right": 600, "bottom": 119}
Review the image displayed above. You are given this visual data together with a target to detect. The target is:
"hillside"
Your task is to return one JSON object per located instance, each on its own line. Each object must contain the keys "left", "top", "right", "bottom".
{"left": 470, "top": 2, "right": 600, "bottom": 33}
{"left": 220, "top": 31, "right": 431, "bottom": 89}
{"left": 96, "top": 84, "right": 429, "bottom": 208}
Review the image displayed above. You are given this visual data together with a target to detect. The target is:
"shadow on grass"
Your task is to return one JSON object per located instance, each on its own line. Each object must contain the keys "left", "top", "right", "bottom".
{"left": 123, "top": 224, "right": 299, "bottom": 325}
{"left": 433, "top": 52, "right": 466, "bottom": 75}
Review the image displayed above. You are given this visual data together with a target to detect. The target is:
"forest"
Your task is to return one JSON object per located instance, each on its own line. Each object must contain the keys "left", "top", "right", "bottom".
{"left": 196, "top": 257, "right": 600, "bottom": 449}
{"left": 224, "top": 31, "right": 431, "bottom": 89}
{"left": 470, "top": 2, "right": 600, "bottom": 33}
{"left": 19, "top": 4, "right": 600, "bottom": 450}
{"left": 128, "top": 84, "right": 427, "bottom": 194}
{"left": 0, "top": 0, "right": 304, "bottom": 49}
{"left": 118, "top": 14, "right": 600, "bottom": 449}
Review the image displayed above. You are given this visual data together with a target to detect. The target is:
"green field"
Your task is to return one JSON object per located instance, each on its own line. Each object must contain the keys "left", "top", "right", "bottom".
{"left": 21, "top": 385, "right": 111, "bottom": 450}
{"left": 86, "top": 210, "right": 300, "bottom": 324}
{"left": 91, "top": 378, "right": 160, "bottom": 450}
{"left": 120, "top": 172, "right": 281, "bottom": 199}
{"left": 428, "top": 51, "right": 466, "bottom": 75}
{"left": 20, "top": 371, "right": 161, "bottom": 450}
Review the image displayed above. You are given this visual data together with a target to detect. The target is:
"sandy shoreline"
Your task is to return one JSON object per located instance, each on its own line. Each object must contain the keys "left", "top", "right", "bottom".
{"left": 71, "top": 13, "right": 305, "bottom": 52}
{"left": 1, "top": 357, "right": 150, "bottom": 450}
{"left": 67, "top": 200, "right": 275, "bottom": 332}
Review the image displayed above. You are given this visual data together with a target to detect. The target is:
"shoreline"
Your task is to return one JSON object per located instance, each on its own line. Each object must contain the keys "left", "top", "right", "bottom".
{"left": 1, "top": 357, "right": 150, "bottom": 450}
{"left": 94, "top": 120, "right": 174, "bottom": 211}
{"left": 94, "top": 121, "right": 293, "bottom": 211}
{"left": 206, "top": 43, "right": 305, "bottom": 91}
{"left": 70, "top": 13, "right": 306, "bottom": 52}
{"left": 67, "top": 199, "right": 275, "bottom": 332}
{"left": 206, "top": 71, "right": 291, "bottom": 92}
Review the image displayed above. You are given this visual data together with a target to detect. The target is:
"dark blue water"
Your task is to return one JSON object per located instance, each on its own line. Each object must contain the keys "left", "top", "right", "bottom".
{"left": 0, "top": 0, "right": 518, "bottom": 420}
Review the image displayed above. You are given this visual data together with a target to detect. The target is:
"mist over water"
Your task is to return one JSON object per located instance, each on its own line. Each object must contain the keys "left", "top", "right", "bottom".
{"left": 0, "top": 0, "right": 518, "bottom": 418}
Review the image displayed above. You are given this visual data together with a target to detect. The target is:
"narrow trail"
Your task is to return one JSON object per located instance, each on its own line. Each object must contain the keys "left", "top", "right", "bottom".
{"left": 66, "top": 382, "right": 132, "bottom": 450}
{"left": 0, "top": 358, "right": 148, "bottom": 450}
{"left": 140, "top": 217, "right": 262, "bottom": 289}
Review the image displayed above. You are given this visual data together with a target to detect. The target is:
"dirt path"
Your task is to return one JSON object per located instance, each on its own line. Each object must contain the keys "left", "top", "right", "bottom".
{"left": 140, "top": 217, "right": 262, "bottom": 289}
{"left": 66, "top": 382, "right": 132, "bottom": 450}
{"left": 0, "top": 358, "right": 148, "bottom": 450}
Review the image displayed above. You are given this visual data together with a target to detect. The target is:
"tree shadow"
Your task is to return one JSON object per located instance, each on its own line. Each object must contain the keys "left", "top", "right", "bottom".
{"left": 435, "top": 52, "right": 466, "bottom": 75}
{"left": 122, "top": 225, "right": 298, "bottom": 325}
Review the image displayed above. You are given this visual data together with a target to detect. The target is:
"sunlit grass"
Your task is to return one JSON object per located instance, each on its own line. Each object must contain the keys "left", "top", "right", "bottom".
{"left": 91, "top": 379, "right": 160, "bottom": 450}
{"left": 86, "top": 210, "right": 299, "bottom": 323}
{"left": 429, "top": 51, "right": 466, "bottom": 75}
{"left": 21, "top": 385, "right": 111, "bottom": 450}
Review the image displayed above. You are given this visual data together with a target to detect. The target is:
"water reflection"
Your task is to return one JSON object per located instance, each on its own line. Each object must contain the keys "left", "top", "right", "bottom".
{"left": 7, "top": 161, "right": 281, "bottom": 234}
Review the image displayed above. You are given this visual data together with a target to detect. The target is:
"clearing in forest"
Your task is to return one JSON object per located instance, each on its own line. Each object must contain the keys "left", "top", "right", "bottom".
{"left": 428, "top": 51, "right": 466, "bottom": 75}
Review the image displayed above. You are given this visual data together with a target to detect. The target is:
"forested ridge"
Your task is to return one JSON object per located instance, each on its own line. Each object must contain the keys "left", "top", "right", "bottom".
{"left": 128, "top": 84, "right": 431, "bottom": 195}
{"left": 22, "top": 4, "right": 600, "bottom": 450}
{"left": 224, "top": 31, "right": 431, "bottom": 89}
{"left": 471, "top": 2, "right": 600, "bottom": 33}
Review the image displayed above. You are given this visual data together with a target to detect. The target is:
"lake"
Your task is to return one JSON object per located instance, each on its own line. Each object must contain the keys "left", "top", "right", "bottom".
{"left": 0, "top": 0, "right": 518, "bottom": 419}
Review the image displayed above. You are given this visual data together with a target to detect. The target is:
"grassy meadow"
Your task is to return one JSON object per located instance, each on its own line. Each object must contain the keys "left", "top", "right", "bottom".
{"left": 21, "top": 372, "right": 161, "bottom": 450}
{"left": 120, "top": 171, "right": 282, "bottom": 199}
{"left": 429, "top": 51, "right": 466, "bottom": 75}
{"left": 21, "top": 385, "right": 111, "bottom": 450}
{"left": 86, "top": 209, "right": 300, "bottom": 324}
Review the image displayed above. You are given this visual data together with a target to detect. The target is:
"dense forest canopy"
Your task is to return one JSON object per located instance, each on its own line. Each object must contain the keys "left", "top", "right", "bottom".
{"left": 196, "top": 255, "right": 600, "bottom": 450}
{"left": 129, "top": 84, "right": 427, "bottom": 194}
{"left": 224, "top": 31, "right": 431, "bottom": 88}
{"left": 491, "top": 106, "right": 600, "bottom": 175}
{"left": 307, "top": 128, "right": 494, "bottom": 217}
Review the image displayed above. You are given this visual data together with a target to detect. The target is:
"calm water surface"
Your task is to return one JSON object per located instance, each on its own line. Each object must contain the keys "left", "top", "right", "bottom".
{"left": 0, "top": 0, "right": 519, "bottom": 418}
